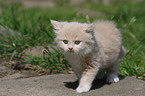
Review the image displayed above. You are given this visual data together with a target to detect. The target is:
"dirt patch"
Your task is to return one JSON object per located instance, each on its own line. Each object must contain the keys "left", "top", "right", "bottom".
{"left": 21, "top": 45, "right": 57, "bottom": 60}
{"left": 0, "top": 58, "right": 72, "bottom": 78}
{"left": 0, "top": 60, "right": 58, "bottom": 78}
{"left": 20, "top": 0, "right": 55, "bottom": 8}
{"left": 0, "top": 60, "right": 17, "bottom": 78}
{"left": 76, "top": 9, "right": 106, "bottom": 17}
{"left": 70, "top": 0, "right": 86, "bottom": 5}
{"left": 21, "top": 46, "right": 45, "bottom": 59}
{"left": 0, "top": 0, "right": 55, "bottom": 8}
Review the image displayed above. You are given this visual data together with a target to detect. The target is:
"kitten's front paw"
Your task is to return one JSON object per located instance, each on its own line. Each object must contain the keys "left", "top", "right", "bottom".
{"left": 76, "top": 85, "right": 91, "bottom": 93}
{"left": 106, "top": 74, "right": 119, "bottom": 83}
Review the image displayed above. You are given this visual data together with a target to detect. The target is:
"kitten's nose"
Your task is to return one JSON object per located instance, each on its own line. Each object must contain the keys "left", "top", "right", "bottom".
{"left": 68, "top": 47, "right": 73, "bottom": 51}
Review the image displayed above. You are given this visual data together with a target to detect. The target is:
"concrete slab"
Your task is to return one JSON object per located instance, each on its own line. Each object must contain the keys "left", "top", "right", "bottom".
{"left": 0, "top": 74, "right": 144, "bottom": 96}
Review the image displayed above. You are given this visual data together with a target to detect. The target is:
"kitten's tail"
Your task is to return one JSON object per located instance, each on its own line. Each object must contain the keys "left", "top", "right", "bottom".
{"left": 119, "top": 46, "right": 126, "bottom": 58}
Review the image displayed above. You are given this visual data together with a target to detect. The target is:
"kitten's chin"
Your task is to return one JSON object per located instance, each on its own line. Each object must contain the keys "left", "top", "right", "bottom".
{"left": 62, "top": 50, "right": 75, "bottom": 54}
{"left": 68, "top": 50, "right": 75, "bottom": 53}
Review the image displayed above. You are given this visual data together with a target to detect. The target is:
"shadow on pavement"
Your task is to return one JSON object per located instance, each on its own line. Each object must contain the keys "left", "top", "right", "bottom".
{"left": 64, "top": 75, "right": 125, "bottom": 90}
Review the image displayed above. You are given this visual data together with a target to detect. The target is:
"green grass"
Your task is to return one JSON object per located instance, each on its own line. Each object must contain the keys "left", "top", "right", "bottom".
{"left": 0, "top": 0, "right": 144, "bottom": 80}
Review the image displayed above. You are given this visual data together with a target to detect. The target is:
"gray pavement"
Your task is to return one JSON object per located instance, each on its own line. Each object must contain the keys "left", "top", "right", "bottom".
{"left": 0, "top": 73, "right": 144, "bottom": 96}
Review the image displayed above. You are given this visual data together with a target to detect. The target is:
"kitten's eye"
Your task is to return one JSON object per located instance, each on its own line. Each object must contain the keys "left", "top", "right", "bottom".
{"left": 75, "top": 41, "right": 81, "bottom": 45}
{"left": 63, "top": 40, "right": 68, "bottom": 44}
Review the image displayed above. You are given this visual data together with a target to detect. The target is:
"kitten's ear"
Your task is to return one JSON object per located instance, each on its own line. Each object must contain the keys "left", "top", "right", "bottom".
{"left": 50, "top": 20, "right": 65, "bottom": 30}
{"left": 84, "top": 24, "right": 94, "bottom": 33}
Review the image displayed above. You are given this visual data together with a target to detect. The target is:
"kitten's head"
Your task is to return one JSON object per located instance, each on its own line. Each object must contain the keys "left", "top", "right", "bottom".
{"left": 51, "top": 20, "right": 95, "bottom": 55}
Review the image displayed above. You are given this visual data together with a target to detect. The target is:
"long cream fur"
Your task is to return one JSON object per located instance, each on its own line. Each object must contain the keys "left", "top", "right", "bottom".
{"left": 51, "top": 20, "right": 125, "bottom": 93}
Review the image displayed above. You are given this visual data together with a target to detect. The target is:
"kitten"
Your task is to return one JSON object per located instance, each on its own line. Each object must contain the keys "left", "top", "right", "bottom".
{"left": 51, "top": 20, "right": 126, "bottom": 93}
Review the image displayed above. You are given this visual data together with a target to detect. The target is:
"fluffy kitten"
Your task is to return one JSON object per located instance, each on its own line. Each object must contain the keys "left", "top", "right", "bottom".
{"left": 51, "top": 20, "right": 126, "bottom": 93}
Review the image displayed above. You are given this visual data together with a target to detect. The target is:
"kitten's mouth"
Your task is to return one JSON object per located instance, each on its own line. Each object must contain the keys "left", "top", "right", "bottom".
{"left": 68, "top": 50, "right": 74, "bottom": 53}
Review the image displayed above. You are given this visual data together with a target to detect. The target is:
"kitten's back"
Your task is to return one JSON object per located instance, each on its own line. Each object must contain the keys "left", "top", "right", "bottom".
{"left": 94, "top": 21, "right": 122, "bottom": 60}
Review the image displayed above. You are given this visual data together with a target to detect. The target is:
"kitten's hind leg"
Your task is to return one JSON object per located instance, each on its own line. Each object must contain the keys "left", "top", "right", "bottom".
{"left": 106, "top": 59, "right": 119, "bottom": 83}
{"left": 76, "top": 66, "right": 99, "bottom": 93}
